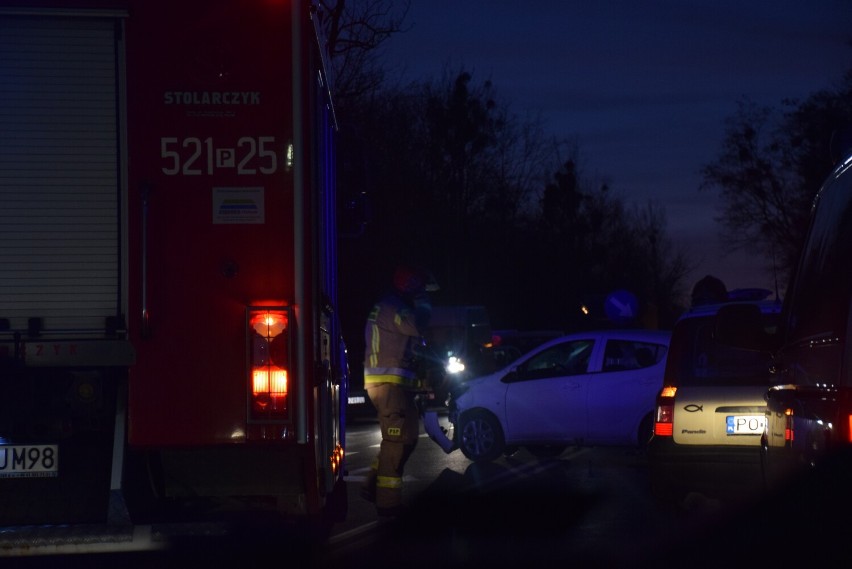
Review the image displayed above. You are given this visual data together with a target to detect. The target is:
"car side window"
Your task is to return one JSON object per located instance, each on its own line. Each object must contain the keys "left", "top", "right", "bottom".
{"left": 492, "top": 345, "right": 522, "bottom": 368}
{"left": 519, "top": 339, "right": 594, "bottom": 380}
{"left": 785, "top": 167, "right": 852, "bottom": 345}
{"left": 603, "top": 340, "right": 665, "bottom": 371}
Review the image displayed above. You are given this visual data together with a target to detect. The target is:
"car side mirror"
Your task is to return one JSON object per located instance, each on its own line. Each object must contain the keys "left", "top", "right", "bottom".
{"left": 714, "top": 304, "right": 778, "bottom": 352}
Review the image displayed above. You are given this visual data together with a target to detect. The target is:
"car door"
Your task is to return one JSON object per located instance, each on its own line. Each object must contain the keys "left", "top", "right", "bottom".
{"left": 585, "top": 337, "right": 667, "bottom": 445}
{"left": 503, "top": 336, "right": 599, "bottom": 442}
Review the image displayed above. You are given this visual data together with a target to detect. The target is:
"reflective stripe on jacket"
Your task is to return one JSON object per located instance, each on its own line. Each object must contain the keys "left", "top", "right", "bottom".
{"left": 364, "top": 366, "right": 419, "bottom": 389}
{"left": 364, "top": 292, "right": 423, "bottom": 390}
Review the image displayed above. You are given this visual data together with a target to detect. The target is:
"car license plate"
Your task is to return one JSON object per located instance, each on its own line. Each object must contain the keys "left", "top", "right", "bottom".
{"left": 0, "top": 445, "right": 59, "bottom": 478}
{"left": 348, "top": 395, "right": 366, "bottom": 405}
{"left": 726, "top": 415, "right": 765, "bottom": 435}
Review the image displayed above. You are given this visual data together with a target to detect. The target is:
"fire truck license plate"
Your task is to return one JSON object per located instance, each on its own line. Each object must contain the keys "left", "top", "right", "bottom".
{"left": 0, "top": 445, "right": 59, "bottom": 478}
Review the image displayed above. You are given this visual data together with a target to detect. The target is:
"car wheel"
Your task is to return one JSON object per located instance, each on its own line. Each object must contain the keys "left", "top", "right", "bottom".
{"left": 458, "top": 410, "right": 505, "bottom": 463}
{"left": 526, "top": 445, "right": 567, "bottom": 459}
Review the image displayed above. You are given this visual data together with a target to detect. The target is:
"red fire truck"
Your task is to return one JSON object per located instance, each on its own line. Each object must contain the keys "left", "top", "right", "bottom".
{"left": 0, "top": 0, "right": 348, "bottom": 552}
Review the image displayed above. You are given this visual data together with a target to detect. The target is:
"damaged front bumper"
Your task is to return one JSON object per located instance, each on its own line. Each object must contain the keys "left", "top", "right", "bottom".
{"left": 423, "top": 411, "right": 457, "bottom": 454}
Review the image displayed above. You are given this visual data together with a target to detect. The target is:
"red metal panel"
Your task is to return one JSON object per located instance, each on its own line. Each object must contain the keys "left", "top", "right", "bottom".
{"left": 125, "top": 0, "right": 297, "bottom": 445}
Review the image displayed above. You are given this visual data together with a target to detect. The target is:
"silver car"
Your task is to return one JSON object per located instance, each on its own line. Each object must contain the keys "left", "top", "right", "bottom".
{"left": 427, "top": 328, "right": 671, "bottom": 463}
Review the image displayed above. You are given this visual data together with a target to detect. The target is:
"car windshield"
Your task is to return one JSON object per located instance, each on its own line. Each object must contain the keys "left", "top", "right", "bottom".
{"left": 672, "top": 311, "right": 779, "bottom": 386}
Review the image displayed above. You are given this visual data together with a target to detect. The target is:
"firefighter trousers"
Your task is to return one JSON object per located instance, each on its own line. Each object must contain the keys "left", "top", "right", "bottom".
{"left": 363, "top": 382, "right": 419, "bottom": 510}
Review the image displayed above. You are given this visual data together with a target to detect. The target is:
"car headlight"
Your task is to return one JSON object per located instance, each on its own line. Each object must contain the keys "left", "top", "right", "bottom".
{"left": 445, "top": 355, "right": 465, "bottom": 375}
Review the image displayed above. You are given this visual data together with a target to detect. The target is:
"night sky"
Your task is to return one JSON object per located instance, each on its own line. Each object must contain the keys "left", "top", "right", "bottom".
{"left": 379, "top": 0, "right": 852, "bottom": 295}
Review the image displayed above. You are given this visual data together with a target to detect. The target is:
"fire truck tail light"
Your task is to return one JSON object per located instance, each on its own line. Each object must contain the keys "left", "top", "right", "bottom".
{"left": 250, "top": 312, "right": 287, "bottom": 338}
{"left": 848, "top": 414, "right": 852, "bottom": 444}
{"left": 248, "top": 307, "right": 291, "bottom": 420}
{"left": 252, "top": 367, "right": 288, "bottom": 395}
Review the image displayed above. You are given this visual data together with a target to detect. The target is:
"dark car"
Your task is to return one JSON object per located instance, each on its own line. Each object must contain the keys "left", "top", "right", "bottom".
{"left": 715, "top": 152, "right": 852, "bottom": 494}
{"left": 345, "top": 384, "right": 376, "bottom": 422}
{"left": 759, "top": 153, "right": 852, "bottom": 490}
{"left": 419, "top": 305, "right": 494, "bottom": 406}
{"left": 647, "top": 292, "right": 781, "bottom": 506}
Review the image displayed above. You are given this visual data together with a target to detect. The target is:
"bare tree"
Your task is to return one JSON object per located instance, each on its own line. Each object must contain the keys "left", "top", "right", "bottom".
{"left": 700, "top": 99, "right": 808, "bottom": 279}
{"left": 701, "top": 69, "right": 852, "bottom": 282}
{"left": 315, "top": 0, "right": 410, "bottom": 109}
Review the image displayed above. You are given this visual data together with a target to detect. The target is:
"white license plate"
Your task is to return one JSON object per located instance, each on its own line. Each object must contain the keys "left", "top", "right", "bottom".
{"left": 348, "top": 395, "right": 366, "bottom": 405}
{"left": 0, "top": 445, "right": 59, "bottom": 478}
{"left": 726, "top": 415, "right": 765, "bottom": 435}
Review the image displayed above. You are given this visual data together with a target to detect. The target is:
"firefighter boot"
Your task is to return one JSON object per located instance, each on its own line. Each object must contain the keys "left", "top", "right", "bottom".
{"left": 374, "top": 443, "right": 405, "bottom": 515}
{"left": 375, "top": 442, "right": 417, "bottom": 517}
{"left": 375, "top": 474, "right": 404, "bottom": 517}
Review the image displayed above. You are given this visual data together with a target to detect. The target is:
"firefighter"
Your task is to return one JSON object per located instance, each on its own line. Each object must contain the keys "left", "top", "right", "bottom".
{"left": 360, "top": 265, "right": 439, "bottom": 516}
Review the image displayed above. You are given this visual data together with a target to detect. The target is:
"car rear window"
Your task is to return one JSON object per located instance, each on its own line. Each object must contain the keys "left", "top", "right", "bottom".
{"left": 667, "top": 311, "right": 779, "bottom": 386}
